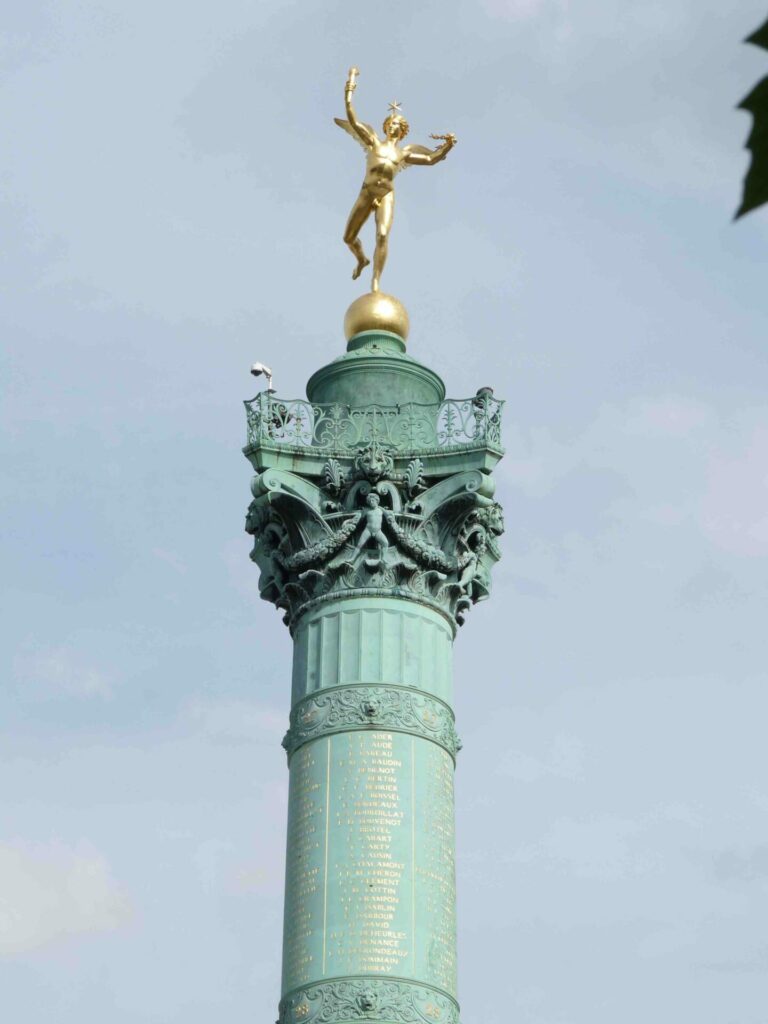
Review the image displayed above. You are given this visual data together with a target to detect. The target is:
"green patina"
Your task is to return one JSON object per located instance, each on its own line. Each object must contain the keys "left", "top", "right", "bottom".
{"left": 244, "top": 321, "right": 504, "bottom": 1024}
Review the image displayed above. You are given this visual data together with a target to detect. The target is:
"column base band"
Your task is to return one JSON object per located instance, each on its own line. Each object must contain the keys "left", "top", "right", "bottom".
{"left": 279, "top": 977, "right": 460, "bottom": 1024}
{"left": 282, "top": 684, "right": 461, "bottom": 762}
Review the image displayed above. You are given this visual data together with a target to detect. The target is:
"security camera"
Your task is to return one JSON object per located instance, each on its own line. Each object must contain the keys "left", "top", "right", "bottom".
{"left": 250, "top": 362, "right": 274, "bottom": 390}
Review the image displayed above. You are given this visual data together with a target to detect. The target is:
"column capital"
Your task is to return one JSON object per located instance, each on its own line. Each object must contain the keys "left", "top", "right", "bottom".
{"left": 245, "top": 413, "right": 504, "bottom": 631}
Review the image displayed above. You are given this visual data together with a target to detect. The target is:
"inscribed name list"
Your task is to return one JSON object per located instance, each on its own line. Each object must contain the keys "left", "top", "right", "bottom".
{"left": 281, "top": 730, "right": 457, "bottom": 997}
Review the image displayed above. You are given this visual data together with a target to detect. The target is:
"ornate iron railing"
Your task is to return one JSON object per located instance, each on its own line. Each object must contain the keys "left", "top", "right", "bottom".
{"left": 244, "top": 392, "right": 503, "bottom": 453}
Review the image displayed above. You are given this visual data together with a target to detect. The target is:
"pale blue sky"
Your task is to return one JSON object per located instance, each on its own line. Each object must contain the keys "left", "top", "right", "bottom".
{"left": 2, "top": 1, "right": 768, "bottom": 1022}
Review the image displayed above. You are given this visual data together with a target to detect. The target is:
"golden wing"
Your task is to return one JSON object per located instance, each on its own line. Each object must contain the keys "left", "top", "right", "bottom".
{"left": 334, "top": 117, "right": 377, "bottom": 150}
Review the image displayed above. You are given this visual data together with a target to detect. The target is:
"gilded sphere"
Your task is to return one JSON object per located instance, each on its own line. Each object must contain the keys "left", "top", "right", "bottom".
{"left": 344, "top": 292, "right": 410, "bottom": 342}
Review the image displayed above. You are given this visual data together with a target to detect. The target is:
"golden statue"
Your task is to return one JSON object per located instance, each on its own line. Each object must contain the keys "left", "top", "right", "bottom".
{"left": 335, "top": 67, "right": 457, "bottom": 293}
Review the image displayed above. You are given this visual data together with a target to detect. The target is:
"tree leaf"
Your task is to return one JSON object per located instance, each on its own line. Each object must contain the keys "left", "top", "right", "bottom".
{"left": 736, "top": 16, "right": 768, "bottom": 218}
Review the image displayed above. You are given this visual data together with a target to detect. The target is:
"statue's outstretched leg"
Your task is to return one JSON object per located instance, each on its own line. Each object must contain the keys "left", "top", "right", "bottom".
{"left": 352, "top": 528, "right": 372, "bottom": 559}
{"left": 344, "top": 192, "right": 373, "bottom": 281}
{"left": 371, "top": 192, "right": 394, "bottom": 293}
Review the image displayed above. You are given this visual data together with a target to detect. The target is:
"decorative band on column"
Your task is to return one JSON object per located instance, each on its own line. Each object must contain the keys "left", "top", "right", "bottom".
{"left": 278, "top": 977, "right": 461, "bottom": 1024}
{"left": 282, "top": 684, "right": 461, "bottom": 762}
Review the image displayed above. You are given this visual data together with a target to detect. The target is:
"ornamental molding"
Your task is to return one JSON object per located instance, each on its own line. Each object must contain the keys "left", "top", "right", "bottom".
{"left": 245, "top": 437, "right": 504, "bottom": 630}
{"left": 279, "top": 977, "right": 460, "bottom": 1024}
{"left": 282, "top": 685, "right": 461, "bottom": 762}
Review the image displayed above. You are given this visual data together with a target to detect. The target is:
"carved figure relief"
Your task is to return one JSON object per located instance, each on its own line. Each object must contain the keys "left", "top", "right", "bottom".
{"left": 352, "top": 492, "right": 389, "bottom": 563}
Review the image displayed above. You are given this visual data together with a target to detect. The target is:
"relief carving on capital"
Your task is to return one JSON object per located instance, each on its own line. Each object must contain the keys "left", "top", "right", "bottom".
{"left": 245, "top": 439, "right": 504, "bottom": 629}
{"left": 278, "top": 978, "right": 460, "bottom": 1024}
{"left": 282, "top": 685, "right": 461, "bottom": 762}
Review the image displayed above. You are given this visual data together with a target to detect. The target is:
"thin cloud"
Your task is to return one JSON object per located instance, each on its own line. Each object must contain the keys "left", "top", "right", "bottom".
{"left": 181, "top": 697, "right": 285, "bottom": 743}
{"left": 13, "top": 644, "right": 112, "bottom": 699}
{"left": 702, "top": 417, "right": 768, "bottom": 557}
{"left": 0, "top": 840, "right": 131, "bottom": 955}
{"left": 498, "top": 734, "right": 585, "bottom": 782}
{"left": 713, "top": 845, "right": 768, "bottom": 883}
{"left": 479, "top": 0, "right": 565, "bottom": 21}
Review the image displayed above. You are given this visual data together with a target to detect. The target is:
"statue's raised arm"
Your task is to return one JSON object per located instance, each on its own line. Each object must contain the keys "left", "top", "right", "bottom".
{"left": 342, "top": 68, "right": 377, "bottom": 149}
{"left": 334, "top": 67, "right": 457, "bottom": 294}
{"left": 403, "top": 133, "right": 457, "bottom": 166}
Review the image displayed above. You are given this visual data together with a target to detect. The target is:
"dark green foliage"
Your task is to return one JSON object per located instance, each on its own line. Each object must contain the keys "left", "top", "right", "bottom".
{"left": 736, "top": 16, "right": 768, "bottom": 218}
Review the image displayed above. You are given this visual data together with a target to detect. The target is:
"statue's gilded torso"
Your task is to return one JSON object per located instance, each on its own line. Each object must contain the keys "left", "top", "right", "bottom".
{"left": 363, "top": 141, "right": 405, "bottom": 196}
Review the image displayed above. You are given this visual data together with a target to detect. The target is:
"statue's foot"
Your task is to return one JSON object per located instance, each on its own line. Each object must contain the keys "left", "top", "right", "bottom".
{"left": 352, "top": 257, "right": 370, "bottom": 281}
{"left": 328, "top": 555, "right": 356, "bottom": 571}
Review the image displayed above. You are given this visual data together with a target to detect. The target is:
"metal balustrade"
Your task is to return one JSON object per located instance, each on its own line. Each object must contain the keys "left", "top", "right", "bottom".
{"left": 244, "top": 392, "right": 503, "bottom": 453}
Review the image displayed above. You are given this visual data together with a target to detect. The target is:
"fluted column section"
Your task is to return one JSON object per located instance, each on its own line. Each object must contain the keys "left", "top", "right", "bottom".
{"left": 278, "top": 598, "right": 460, "bottom": 1024}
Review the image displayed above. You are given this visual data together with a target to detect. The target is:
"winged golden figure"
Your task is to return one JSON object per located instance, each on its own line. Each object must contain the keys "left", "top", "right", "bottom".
{"left": 335, "top": 67, "right": 457, "bottom": 293}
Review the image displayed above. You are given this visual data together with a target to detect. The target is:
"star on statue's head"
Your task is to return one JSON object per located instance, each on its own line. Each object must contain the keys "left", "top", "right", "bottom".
{"left": 387, "top": 100, "right": 402, "bottom": 117}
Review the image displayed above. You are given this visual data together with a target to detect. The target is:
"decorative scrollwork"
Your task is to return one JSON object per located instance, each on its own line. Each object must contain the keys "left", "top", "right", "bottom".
{"left": 278, "top": 978, "right": 460, "bottom": 1024}
{"left": 282, "top": 685, "right": 461, "bottom": 761}
{"left": 244, "top": 394, "right": 504, "bottom": 454}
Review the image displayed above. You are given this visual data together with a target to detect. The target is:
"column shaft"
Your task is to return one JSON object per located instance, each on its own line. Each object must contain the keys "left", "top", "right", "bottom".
{"left": 279, "top": 598, "right": 460, "bottom": 1024}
